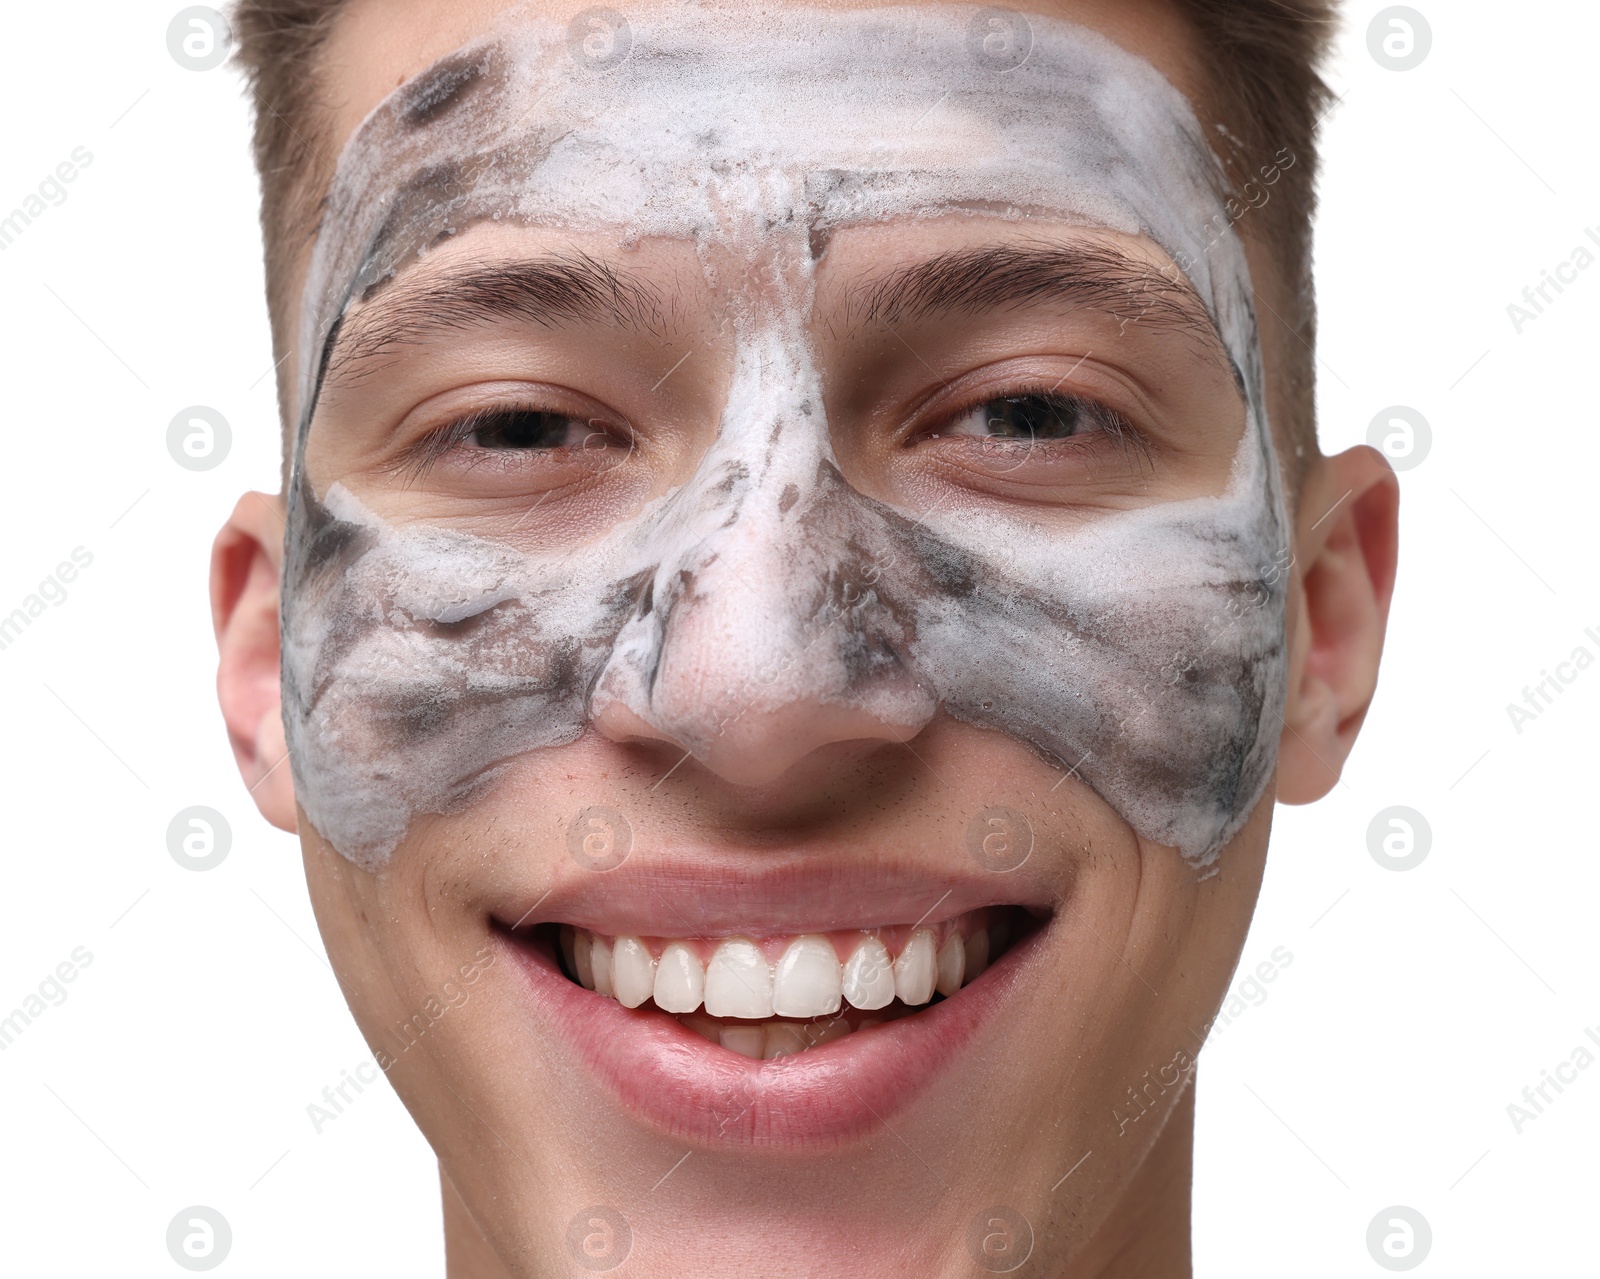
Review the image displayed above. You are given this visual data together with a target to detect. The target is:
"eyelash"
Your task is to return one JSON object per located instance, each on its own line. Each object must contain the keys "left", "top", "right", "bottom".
{"left": 923, "top": 385, "right": 1152, "bottom": 465}
{"left": 389, "top": 403, "right": 616, "bottom": 482}
{"left": 389, "top": 384, "right": 1150, "bottom": 484}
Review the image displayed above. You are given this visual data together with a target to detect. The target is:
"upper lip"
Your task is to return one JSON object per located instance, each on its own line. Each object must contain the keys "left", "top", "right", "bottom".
{"left": 491, "top": 846, "right": 1059, "bottom": 937}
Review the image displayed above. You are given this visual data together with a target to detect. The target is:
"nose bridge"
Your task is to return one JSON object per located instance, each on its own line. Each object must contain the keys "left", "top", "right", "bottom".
{"left": 588, "top": 319, "right": 936, "bottom": 780}
{"left": 662, "top": 322, "right": 836, "bottom": 715}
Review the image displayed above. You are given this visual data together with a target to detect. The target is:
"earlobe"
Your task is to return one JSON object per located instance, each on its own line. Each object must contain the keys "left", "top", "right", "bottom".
{"left": 1276, "top": 447, "right": 1401, "bottom": 804}
{"left": 211, "top": 491, "right": 297, "bottom": 833}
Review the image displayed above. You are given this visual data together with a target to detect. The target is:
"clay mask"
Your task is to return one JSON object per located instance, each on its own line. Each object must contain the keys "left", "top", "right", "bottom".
{"left": 281, "top": 3, "right": 1290, "bottom": 872}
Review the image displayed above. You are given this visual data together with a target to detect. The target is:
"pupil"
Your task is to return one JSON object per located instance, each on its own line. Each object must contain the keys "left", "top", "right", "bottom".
{"left": 473, "top": 409, "right": 576, "bottom": 449}
{"left": 985, "top": 395, "right": 1081, "bottom": 441}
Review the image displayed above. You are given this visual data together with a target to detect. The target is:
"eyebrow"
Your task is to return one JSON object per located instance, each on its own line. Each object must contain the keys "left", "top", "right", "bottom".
{"left": 322, "top": 240, "right": 1228, "bottom": 393}
{"left": 325, "top": 253, "right": 666, "bottom": 382}
{"left": 843, "top": 241, "right": 1227, "bottom": 360}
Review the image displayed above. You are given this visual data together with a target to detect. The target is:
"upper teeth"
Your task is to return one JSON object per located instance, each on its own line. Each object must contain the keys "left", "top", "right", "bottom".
{"left": 561, "top": 920, "right": 1000, "bottom": 1019}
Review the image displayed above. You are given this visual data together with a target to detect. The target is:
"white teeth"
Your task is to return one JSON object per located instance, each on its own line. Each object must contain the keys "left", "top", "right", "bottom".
{"left": 807, "top": 1017, "right": 850, "bottom": 1048}
{"left": 591, "top": 937, "right": 614, "bottom": 998}
{"left": 704, "top": 938, "right": 775, "bottom": 1019}
{"left": 894, "top": 929, "right": 937, "bottom": 1006}
{"left": 719, "top": 1024, "right": 765, "bottom": 1058}
{"left": 936, "top": 933, "right": 965, "bottom": 997}
{"left": 772, "top": 935, "right": 842, "bottom": 1017}
{"left": 563, "top": 912, "right": 1017, "bottom": 1036}
{"left": 574, "top": 932, "right": 595, "bottom": 990}
{"left": 964, "top": 929, "right": 990, "bottom": 982}
{"left": 653, "top": 941, "right": 705, "bottom": 1014}
{"left": 612, "top": 936, "right": 656, "bottom": 1008}
{"left": 841, "top": 937, "right": 896, "bottom": 1010}
{"left": 763, "top": 1023, "right": 808, "bottom": 1058}
{"left": 685, "top": 1014, "right": 845, "bottom": 1058}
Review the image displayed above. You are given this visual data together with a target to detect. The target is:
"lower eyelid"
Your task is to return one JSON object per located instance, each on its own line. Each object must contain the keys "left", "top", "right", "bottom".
{"left": 924, "top": 412, "right": 1101, "bottom": 446}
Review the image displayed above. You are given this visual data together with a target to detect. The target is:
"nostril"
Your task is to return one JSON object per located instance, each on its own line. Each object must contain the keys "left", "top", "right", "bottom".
{"left": 588, "top": 696, "right": 681, "bottom": 753}
{"left": 690, "top": 702, "right": 928, "bottom": 786}
{"left": 592, "top": 689, "right": 930, "bottom": 788}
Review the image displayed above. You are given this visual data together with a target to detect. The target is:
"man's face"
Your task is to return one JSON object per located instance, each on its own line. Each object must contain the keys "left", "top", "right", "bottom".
{"left": 272, "top": 0, "right": 1305, "bottom": 1272}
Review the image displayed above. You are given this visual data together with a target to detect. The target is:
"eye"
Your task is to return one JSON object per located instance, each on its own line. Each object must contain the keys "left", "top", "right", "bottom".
{"left": 937, "top": 392, "right": 1114, "bottom": 443}
{"left": 392, "top": 401, "right": 629, "bottom": 482}
{"left": 902, "top": 383, "right": 1154, "bottom": 496}
{"left": 465, "top": 406, "right": 605, "bottom": 450}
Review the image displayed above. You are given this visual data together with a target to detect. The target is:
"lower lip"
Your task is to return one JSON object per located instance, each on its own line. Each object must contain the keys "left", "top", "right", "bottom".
{"left": 501, "top": 921, "right": 1043, "bottom": 1148}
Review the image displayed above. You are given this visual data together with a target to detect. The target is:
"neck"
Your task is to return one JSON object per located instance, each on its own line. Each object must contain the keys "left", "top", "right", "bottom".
{"left": 441, "top": 1164, "right": 507, "bottom": 1278}
{"left": 1069, "top": 1075, "right": 1196, "bottom": 1278}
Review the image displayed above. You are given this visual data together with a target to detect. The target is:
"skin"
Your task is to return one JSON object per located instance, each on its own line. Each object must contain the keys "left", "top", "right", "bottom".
{"left": 211, "top": 1, "right": 1401, "bottom": 1275}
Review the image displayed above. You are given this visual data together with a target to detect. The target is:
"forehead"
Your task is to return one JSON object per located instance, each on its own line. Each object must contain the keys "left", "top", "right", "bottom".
{"left": 330, "top": 20, "right": 1184, "bottom": 244}
{"left": 298, "top": 4, "right": 1249, "bottom": 408}
{"left": 322, "top": 0, "right": 1209, "bottom": 150}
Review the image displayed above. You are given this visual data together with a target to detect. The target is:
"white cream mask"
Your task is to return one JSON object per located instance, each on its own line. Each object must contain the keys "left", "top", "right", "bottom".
{"left": 281, "top": 3, "right": 1290, "bottom": 872}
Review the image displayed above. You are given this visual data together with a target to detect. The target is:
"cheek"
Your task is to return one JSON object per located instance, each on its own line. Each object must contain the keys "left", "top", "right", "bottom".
{"left": 280, "top": 401, "right": 1287, "bottom": 874}
{"left": 300, "top": 813, "right": 488, "bottom": 1018}
{"left": 280, "top": 479, "right": 626, "bottom": 869}
{"left": 904, "top": 429, "right": 1289, "bottom": 865}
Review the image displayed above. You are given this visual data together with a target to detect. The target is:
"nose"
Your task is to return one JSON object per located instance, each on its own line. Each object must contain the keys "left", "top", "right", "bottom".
{"left": 591, "top": 667, "right": 929, "bottom": 788}
{"left": 588, "top": 341, "right": 936, "bottom": 786}
{"left": 589, "top": 472, "right": 937, "bottom": 784}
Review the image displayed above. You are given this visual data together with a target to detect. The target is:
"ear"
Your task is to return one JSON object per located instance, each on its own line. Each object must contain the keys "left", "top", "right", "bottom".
{"left": 211, "top": 491, "right": 297, "bottom": 832}
{"left": 1277, "top": 446, "right": 1401, "bottom": 804}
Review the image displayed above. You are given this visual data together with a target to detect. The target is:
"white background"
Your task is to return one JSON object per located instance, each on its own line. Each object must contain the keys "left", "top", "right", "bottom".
{"left": 0, "top": 2, "right": 1593, "bottom": 1274}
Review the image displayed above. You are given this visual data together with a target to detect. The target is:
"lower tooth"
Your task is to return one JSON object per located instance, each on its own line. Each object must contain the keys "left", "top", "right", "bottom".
{"left": 763, "top": 1023, "right": 807, "bottom": 1059}
{"left": 807, "top": 1017, "right": 851, "bottom": 1047}
{"left": 963, "top": 930, "right": 990, "bottom": 982}
{"left": 719, "top": 1025, "right": 765, "bottom": 1058}
{"left": 574, "top": 933, "right": 595, "bottom": 990}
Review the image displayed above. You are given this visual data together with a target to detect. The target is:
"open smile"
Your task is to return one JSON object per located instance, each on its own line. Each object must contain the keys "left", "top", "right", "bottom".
{"left": 494, "top": 866, "right": 1054, "bottom": 1148}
